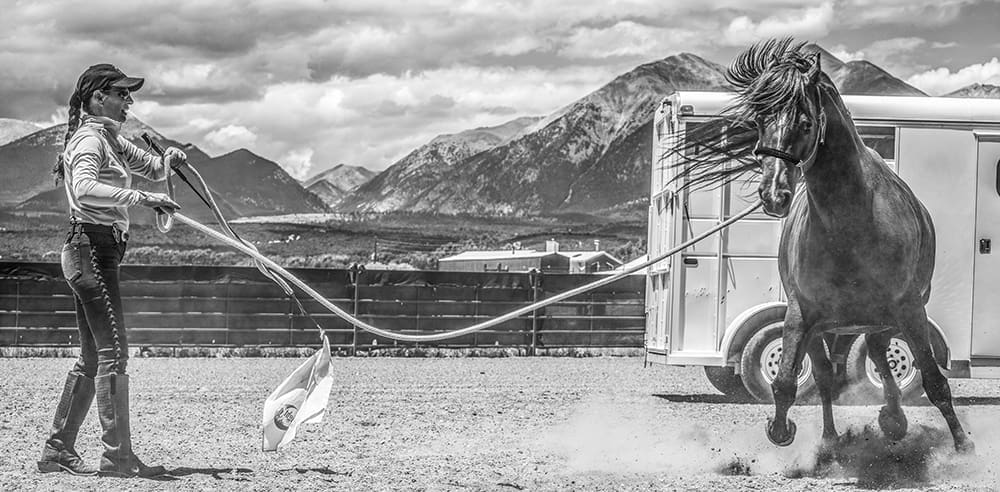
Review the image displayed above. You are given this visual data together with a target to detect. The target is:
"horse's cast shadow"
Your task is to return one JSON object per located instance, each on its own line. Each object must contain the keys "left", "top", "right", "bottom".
{"left": 653, "top": 393, "right": 762, "bottom": 405}
{"left": 653, "top": 393, "right": 1000, "bottom": 406}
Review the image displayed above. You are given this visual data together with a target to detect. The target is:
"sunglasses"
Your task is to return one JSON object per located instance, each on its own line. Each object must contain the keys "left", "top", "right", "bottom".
{"left": 105, "top": 89, "right": 133, "bottom": 102}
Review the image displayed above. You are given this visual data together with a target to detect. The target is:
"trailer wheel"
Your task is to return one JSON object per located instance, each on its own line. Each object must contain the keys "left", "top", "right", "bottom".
{"left": 842, "top": 335, "right": 924, "bottom": 405}
{"left": 703, "top": 366, "right": 753, "bottom": 401}
{"left": 739, "top": 322, "right": 817, "bottom": 403}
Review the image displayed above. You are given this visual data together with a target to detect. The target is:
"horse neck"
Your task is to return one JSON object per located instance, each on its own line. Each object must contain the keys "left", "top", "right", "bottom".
{"left": 801, "top": 87, "right": 872, "bottom": 224}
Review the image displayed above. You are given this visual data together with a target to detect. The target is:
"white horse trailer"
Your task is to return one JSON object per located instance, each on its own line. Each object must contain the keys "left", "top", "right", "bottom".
{"left": 646, "top": 91, "right": 1000, "bottom": 402}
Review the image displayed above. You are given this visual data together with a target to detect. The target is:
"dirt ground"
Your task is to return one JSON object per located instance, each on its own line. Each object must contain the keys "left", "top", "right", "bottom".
{"left": 1, "top": 357, "right": 999, "bottom": 491}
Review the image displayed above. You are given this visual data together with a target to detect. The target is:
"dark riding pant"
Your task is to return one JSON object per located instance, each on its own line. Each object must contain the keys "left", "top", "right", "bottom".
{"left": 61, "top": 224, "right": 129, "bottom": 377}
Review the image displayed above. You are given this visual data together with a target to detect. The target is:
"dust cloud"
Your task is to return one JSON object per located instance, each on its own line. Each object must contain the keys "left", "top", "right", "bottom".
{"left": 542, "top": 399, "right": 999, "bottom": 488}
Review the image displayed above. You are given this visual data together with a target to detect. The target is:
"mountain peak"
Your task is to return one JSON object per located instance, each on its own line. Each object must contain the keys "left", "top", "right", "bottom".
{"left": 836, "top": 60, "right": 927, "bottom": 96}
{"left": 946, "top": 83, "right": 1000, "bottom": 98}
{"left": 0, "top": 118, "right": 43, "bottom": 146}
{"left": 802, "top": 43, "right": 847, "bottom": 73}
{"left": 220, "top": 148, "right": 258, "bottom": 160}
{"left": 120, "top": 116, "right": 166, "bottom": 141}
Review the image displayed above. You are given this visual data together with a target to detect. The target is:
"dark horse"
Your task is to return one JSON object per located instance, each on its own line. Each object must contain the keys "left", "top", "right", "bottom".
{"left": 671, "top": 39, "right": 973, "bottom": 453}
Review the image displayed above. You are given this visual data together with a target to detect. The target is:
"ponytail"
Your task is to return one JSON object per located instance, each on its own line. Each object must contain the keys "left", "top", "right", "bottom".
{"left": 52, "top": 91, "right": 83, "bottom": 184}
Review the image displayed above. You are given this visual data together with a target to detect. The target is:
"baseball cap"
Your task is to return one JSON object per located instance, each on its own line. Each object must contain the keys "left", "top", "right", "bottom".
{"left": 75, "top": 63, "right": 144, "bottom": 99}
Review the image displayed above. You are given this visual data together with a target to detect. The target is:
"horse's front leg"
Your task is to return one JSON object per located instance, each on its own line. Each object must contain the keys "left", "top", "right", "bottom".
{"left": 867, "top": 332, "right": 907, "bottom": 441}
{"left": 766, "top": 306, "right": 811, "bottom": 447}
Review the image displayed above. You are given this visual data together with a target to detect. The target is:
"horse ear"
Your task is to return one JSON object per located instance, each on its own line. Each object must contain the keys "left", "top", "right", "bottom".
{"left": 807, "top": 52, "right": 821, "bottom": 83}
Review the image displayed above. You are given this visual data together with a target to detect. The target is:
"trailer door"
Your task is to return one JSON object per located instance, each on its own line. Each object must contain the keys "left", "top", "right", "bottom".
{"left": 972, "top": 137, "right": 1000, "bottom": 358}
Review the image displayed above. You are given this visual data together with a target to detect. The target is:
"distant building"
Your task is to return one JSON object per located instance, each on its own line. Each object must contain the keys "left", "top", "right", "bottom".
{"left": 438, "top": 240, "right": 623, "bottom": 273}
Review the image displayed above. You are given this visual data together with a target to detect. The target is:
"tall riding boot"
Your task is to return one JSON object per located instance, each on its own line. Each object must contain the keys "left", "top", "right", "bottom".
{"left": 37, "top": 372, "right": 98, "bottom": 475}
{"left": 96, "top": 373, "right": 166, "bottom": 478}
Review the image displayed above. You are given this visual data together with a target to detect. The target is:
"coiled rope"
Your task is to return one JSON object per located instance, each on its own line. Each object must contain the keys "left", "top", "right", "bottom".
{"left": 144, "top": 133, "right": 762, "bottom": 343}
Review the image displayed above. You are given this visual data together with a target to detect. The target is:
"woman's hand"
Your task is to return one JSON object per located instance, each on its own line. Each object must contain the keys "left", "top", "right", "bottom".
{"left": 164, "top": 147, "right": 188, "bottom": 170}
{"left": 139, "top": 191, "right": 181, "bottom": 212}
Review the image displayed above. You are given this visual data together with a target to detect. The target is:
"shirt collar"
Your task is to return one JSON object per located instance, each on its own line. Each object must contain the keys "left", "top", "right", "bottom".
{"left": 80, "top": 113, "right": 123, "bottom": 139}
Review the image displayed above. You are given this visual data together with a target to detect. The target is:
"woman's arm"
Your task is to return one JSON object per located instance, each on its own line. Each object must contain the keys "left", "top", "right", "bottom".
{"left": 120, "top": 137, "right": 169, "bottom": 181}
{"left": 70, "top": 136, "right": 145, "bottom": 207}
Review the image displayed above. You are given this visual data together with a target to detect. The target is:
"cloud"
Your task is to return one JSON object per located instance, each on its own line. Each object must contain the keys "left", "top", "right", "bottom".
{"left": 281, "top": 148, "right": 314, "bottom": 181}
{"left": 828, "top": 45, "right": 865, "bottom": 62}
{"left": 723, "top": 3, "right": 835, "bottom": 46}
{"left": 852, "top": 37, "right": 928, "bottom": 77}
{"left": 839, "top": 0, "right": 979, "bottom": 27}
{"left": 907, "top": 57, "right": 1000, "bottom": 95}
{"left": 204, "top": 124, "right": 258, "bottom": 155}
{"left": 135, "top": 65, "right": 601, "bottom": 174}
{"left": 1, "top": 0, "right": 997, "bottom": 181}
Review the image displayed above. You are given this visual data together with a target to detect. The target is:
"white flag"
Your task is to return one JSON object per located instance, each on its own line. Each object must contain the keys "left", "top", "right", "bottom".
{"left": 262, "top": 336, "right": 333, "bottom": 451}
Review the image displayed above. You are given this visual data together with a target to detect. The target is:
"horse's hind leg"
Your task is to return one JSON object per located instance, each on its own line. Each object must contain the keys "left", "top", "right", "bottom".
{"left": 807, "top": 336, "right": 838, "bottom": 443}
{"left": 867, "top": 331, "right": 908, "bottom": 440}
{"left": 906, "top": 311, "right": 975, "bottom": 453}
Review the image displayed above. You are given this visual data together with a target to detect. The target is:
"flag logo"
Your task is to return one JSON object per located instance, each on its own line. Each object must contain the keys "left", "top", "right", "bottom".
{"left": 274, "top": 404, "right": 298, "bottom": 430}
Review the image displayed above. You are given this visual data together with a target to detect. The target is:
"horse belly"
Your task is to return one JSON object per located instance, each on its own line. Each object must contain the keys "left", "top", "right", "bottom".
{"left": 782, "top": 245, "right": 922, "bottom": 324}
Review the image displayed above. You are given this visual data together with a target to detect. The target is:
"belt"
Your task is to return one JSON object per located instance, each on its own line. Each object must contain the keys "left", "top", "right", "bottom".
{"left": 69, "top": 221, "right": 130, "bottom": 243}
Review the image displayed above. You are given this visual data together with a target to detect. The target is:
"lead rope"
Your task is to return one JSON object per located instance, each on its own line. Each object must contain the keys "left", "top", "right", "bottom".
{"left": 142, "top": 136, "right": 761, "bottom": 343}
{"left": 171, "top": 202, "right": 761, "bottom": 343}
{"left": 143, "top": 135, "right": 326, "bottom": 341}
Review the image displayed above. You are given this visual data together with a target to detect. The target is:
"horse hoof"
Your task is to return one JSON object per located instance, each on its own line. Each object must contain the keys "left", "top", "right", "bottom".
{"left": 766, "top": 417, "right": 797, "bottom": 447}
{"left": 878, "top": 406, "right": 908, "bottom": 441}
{"left": 956, "top": 438, "right": 976, "bottom": 455}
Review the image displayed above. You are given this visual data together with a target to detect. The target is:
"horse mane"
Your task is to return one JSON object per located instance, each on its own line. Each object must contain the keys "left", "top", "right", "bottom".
{"left": 667, "top": 38, "right": 817, "bottom": 193}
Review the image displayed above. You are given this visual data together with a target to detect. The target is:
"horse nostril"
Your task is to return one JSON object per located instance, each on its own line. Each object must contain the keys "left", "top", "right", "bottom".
{"left": 774, "top": 190, "right": 792, "bottom": 207}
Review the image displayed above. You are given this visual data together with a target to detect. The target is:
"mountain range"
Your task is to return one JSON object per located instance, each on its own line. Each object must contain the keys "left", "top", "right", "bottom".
{"left": 338, "top": 116, "right": 542, "bottom": 212}
{"left": 303, "top": 164, "right": 377, "bottom": 208}
{"left": 336, "top": 46, "right": 926, "bottom": 217}
{"left": 945, "top": 83, "right": 1000, "bottom": 98}
{"left": 2, "top": 44, "right": 997, "bottom": 221}
{"left": 2, "top": 118, "right": 327, "bottom": 223}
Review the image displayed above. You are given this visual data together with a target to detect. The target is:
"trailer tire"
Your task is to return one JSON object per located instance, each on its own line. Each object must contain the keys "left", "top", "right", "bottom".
{"left": 739, "top": 322, "right": 817, "bottom": 403}
{"left": 703, "top": 366, "right": 753, "bottom": 401}
{"left": 842, "top": 335, "right": 924, "bottom": 405}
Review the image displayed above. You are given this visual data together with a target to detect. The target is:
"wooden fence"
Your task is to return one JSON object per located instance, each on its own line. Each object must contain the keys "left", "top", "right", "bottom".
{"left": 0, "top": 262, "right": 646, "bottom": 352}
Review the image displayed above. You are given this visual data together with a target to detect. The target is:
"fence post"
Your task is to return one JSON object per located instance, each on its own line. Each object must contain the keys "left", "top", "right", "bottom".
{"left": 349, "top": 264, "right": 364, "bottom": 356}
{"left": 224, "top": 280, "right": 230, "bottom": 346}
{"left": 14, "top": 279, "right": 20, "bottom": 347}
{"left": 528, "top": 269, "right": 541, "bottom": 356}
{"left": 288, "top": 296, "right": 294, "bottom": 346}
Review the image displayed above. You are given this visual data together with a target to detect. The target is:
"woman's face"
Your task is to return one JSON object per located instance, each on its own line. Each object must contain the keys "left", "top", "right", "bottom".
{"left": 93, "top": 87, "right": 133, "bottom": 122}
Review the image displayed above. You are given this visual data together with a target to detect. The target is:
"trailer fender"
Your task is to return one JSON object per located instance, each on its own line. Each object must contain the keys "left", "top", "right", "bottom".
{"left": 717, "top": 303, "right": 949, "bottom": 370}
{"left": 720, "top": 302, "right": 787, "bottom": 370}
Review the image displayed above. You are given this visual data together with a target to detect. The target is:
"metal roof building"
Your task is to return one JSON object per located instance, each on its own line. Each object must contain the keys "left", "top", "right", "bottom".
{"left": 438, "top": 241, "right": 622, "bottom": 273}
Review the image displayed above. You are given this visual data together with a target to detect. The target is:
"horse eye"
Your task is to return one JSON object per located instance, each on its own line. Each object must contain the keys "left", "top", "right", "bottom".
{"left": 802, "top": 121, "right": 813, "bottom": 131}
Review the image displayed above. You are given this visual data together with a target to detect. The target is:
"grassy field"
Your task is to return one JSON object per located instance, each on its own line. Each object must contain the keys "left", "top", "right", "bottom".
{"left": 0, "top": 210, "right": 647, "bottom": 269}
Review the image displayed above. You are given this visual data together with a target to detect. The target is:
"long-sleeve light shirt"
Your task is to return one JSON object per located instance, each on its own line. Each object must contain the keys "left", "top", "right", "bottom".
{"left": 62, "top": 114, "right": 168, "bottom": 232}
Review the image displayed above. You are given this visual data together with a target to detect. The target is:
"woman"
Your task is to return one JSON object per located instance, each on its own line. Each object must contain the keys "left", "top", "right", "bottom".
{"left": 38, "top": 63, "right": 184, "bottom": 478}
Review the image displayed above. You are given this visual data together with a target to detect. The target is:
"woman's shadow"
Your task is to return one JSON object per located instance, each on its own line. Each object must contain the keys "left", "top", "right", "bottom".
{"left": 148, "top": 467, "right": 254, "bottom": 481}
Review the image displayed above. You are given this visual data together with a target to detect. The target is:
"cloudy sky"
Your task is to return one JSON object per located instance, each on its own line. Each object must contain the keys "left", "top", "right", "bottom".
{"left": 3, "top": 0, "right": 999, "bottom": 179}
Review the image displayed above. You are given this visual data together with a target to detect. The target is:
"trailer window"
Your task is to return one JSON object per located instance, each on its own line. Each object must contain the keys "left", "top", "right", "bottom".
{"left": 683, "top": 122, "right": 706, "bottom": 156}
{"left": 858, "top": 126, "right": 896, "bottom": 160}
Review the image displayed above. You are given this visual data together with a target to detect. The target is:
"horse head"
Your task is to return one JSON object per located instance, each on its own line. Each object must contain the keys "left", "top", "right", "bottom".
{"left": 728, "top": 39, "right": 828, "bottom": 217}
